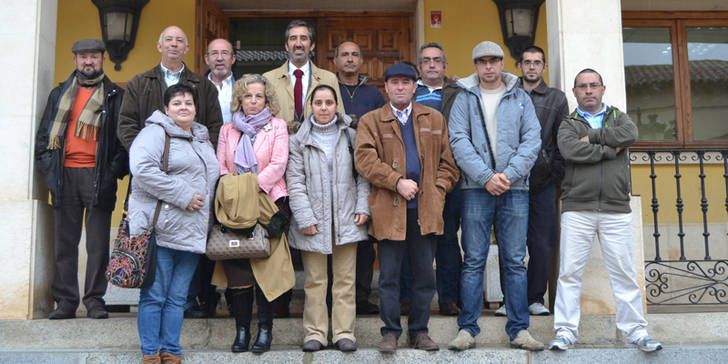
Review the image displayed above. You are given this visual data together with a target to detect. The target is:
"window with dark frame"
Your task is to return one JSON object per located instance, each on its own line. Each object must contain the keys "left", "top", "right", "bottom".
{"left": 623, "top": 12, "right": 728, "bottom": 147}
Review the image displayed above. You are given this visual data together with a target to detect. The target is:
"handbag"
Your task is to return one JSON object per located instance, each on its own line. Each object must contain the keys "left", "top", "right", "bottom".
{"left": 105, "top": 134, "right": 170, "bottom": 289}
{"left": 206, "top": 223, "right": 271, "bottom": 260}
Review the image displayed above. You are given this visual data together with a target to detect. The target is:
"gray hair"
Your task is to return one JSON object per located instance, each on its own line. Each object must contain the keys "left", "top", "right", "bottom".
{"left": 417, "top": 42, "right": 447, "bottom": 64}
{"left": 284, "top": 19, "right": 315, "bottom": 44}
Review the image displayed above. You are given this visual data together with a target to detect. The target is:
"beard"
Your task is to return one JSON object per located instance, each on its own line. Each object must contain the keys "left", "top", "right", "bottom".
{"left": 77, "top": 68, "right": 103, "bottom": 81}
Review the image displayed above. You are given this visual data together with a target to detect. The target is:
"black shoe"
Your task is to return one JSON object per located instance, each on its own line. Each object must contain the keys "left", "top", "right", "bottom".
{"left": 356, "top": 300, "right": 379, "bottom": 315}
{"left": 184, "top": 305, "right": 207, "bottom": 319}
{"left": 251, "top": 326, "right": 272, "bottom": 353}
{"left": 86, "top": 306, "right": 108, "bottom": 319}
{"left": 48, "top": 308, "right": 75, "bottom": 320}
{"left": 335, "top": 338, "right": 357, "bottom": 352}
{"left": 231, "top": 325, "right": 251, "bottom": 353}
{"left": 302, "top": 339, "right": 323, "bottom": 352}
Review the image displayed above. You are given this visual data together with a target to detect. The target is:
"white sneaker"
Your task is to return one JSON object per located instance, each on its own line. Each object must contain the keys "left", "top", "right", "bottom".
{"left": 495, "top": 305, "right": 507, "bottom": 317}
{"left": 630, "top": 335, "right": 663, "bottom": 352}
{"left": 448, "top": 329, "right": 475, "bottom": 351}
{"left": 548, "top": 334, "right": 574, "bottom": 351}
{"left": 528, "top": 303, "right": 550, "bottom": 316}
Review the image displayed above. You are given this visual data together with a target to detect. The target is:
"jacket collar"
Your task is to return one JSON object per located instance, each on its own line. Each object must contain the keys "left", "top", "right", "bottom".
{"left": 517, "top": 77, "right": 548, "bottom": 95}
{"left": 377, "top": 101, "right": 431, "bottom": 123}
{"left": 145, "top": 62, "right": 198, "bottom": 84}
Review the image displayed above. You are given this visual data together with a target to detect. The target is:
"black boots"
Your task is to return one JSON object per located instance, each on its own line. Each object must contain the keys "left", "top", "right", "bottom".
{"left": 251, "top": 285, "right": 274, "bottom": 353}
{"left": 229, "top": 288, "right": 253, "bottom": 352}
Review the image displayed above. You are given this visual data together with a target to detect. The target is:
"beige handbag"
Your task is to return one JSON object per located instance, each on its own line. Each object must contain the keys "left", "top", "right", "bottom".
{"left": 206, "top": 223, "right": 271, "bottom": 260}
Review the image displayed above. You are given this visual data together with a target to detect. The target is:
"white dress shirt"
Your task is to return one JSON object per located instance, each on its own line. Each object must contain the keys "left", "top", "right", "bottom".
{"left": 208, "top": 72, "right": 234, "bottom": 123}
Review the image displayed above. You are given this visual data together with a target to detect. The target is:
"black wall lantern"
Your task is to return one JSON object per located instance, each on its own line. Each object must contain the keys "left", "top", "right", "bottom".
{"left": 92, "top": 0, "right": 149, "bottom": 70}
{"left": 492, "top": 0, "right": 544, "bottom": 60}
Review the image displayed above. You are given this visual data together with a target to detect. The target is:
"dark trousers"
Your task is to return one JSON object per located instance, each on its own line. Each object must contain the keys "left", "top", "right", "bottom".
{"left": 52, "top": 167, "right": 112, "bottom": 311}
{"left": 185, "top": 255, "right": 217, "bottom": 311}
{"left": 526, "top": 184, "right": 558, "bottom": 305}
{"left": 355, "top": 239, "right": 377, "bottom": 304}
{"left": 436, "top": 186, "right": 463, "bottom": 304}
{"left": 378, "top": 209, "right": 437, "bottom": 338}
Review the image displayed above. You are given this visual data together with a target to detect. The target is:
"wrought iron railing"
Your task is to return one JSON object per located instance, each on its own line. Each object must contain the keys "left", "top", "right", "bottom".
{"left": 630, "top": 149, "right": 728, "bottom": 306}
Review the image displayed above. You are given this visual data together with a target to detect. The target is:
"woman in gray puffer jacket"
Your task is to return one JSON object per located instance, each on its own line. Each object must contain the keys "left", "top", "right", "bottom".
{"left": 286, "top": 85, "right": 370, "bottom": 353}
{"left": 129, "top": 84, "right": 220, "bottom": 363}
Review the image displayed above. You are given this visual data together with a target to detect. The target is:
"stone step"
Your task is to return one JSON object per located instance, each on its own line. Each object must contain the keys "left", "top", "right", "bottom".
{"left": 1, "top": 346, "right": 727, "bottom": 364}
{"left": 1, "top": 313, "right": 727, "bottom": 351}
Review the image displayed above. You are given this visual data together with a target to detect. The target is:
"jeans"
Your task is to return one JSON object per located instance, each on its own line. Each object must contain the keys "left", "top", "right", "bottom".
{"left": 436, "top": 185, "right": 463, "bottom": 304}
{"left": 553, "top": 211, "right": 648, "bottom": 343}
{"left": 458, "top": 189, "right": 530, "bottom": 340}
{"left": 138, "top": 246, "right": 200, "bottom": 355}
{"left": 379, "top": 209, "right": 437, "bottom": 338}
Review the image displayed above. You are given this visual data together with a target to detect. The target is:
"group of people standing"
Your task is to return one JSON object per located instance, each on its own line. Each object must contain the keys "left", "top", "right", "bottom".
{"left": 35, "top": 18, "right": 662, "bottom": 364}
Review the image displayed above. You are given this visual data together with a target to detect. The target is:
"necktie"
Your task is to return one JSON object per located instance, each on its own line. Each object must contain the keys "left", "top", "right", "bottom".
{"left": 294, "top": 69, "right": 304, "bottom": 120}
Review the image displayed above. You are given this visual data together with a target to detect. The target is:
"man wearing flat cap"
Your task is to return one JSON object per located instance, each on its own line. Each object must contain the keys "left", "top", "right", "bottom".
{"left": 35, "top": 39, "right": 127, "bottom": 320}
{"left": 447, "top": 41, "right": 543, "bottom": 351}
{"left": 354, "top": 63, "right": 459, "bottom": 353}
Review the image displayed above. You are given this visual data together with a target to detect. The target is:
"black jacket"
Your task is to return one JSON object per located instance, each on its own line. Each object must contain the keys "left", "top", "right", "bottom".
{"left": 35, "top": 73, "right": 128, "bottom": 209}
{"left": 518, "top": 78, "right": 569, "bottom": 193}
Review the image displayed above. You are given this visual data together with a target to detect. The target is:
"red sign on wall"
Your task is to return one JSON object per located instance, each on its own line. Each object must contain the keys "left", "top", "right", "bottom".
{"left": 431, "top": 11, "right": 442, "bottom": 28}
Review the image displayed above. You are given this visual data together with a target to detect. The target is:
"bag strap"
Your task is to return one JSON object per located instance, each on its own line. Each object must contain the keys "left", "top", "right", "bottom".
{"left": 344, "top": 128, "right": 358, "bottom": 180}
{"left": 151, "top": 134, "right": 171, "bottom": 226}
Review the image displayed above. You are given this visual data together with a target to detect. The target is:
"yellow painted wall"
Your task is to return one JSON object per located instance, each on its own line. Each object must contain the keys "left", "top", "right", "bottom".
{"left": 54, "top": 0, "right": 197, "bottom": 85}
{"left": 632, "top": 164, "right": 727, "bottom": 224}
{"left": 423, "top": 0, "right": 549, "bottom": 82}
{"left": 55, "top": 0, "right": 197, "bottom": 222}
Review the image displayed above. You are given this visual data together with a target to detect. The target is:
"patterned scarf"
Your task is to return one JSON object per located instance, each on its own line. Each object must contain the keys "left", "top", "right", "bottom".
{"left": 47, "top": 71, "right": 105, "bottom": 150}
{"left": 232, "top": 107, "right": 272, "bottom": 174}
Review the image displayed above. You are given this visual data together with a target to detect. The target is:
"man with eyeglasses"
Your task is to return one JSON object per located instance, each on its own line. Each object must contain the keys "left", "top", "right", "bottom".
{"left": 494, "top": 46, "right": 569, "bottom": 319}
{"left": 549, "top": 68, "right": 662, "bottom": 353}
{"left": 413, "top": 42, "right": 463, "bottom": 317}
{"left": 447, "top": 41, "right": 544, "bottom": 351}
{"left": 205, "top": 38, "right": 242, "bottom": 124}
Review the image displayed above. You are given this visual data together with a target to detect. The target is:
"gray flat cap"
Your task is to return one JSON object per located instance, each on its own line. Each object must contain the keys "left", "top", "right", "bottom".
{"left": 472, "top": 41, "right": 504, "bottom": 61}
{"left": 72, "top": 39, "right": 105, "bottom": 53}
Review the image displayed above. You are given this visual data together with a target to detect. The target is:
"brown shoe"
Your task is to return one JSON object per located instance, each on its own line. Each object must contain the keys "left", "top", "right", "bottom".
{"left": 409, "top": 332, "right": 439, "bottom": 351}
{"left": 439, "top": 302, "right": 460, "bottom": 316}
{"left": 378, "top": 333, "right": 398, "bottom": 353}
{"left": 142, "top": 353, "right": 161, "bottom": 364}
{"left": 400, "top": 302, "right": 411, "bottom": 316}
{"left": 160, "top": 352, "right": 182, "bottom": 364}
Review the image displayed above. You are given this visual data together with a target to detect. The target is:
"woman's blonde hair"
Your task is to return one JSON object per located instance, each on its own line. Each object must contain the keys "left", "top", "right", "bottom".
{"left": 230, "top": 74, "right": 280, "bottom": 116}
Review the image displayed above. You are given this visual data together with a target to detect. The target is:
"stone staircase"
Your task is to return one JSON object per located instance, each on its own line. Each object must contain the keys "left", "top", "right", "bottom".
{"left": 2, "top": 312, "right": 727, "bottom": 363}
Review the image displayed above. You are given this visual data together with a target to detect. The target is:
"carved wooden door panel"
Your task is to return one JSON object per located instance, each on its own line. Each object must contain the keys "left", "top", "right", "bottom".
{"left": 317, "top": 15, "right": 413, "bottom": 93}
{"left": 195, "top": 0, "right": 229, "bottom": 72}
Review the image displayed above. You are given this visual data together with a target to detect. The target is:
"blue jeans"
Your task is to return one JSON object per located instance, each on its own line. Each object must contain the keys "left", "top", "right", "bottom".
{"left": 436, "top": 185, "right": 463, "bottom": 304}
{"left": 138, "top": 245, "right": 200, "bottom": 355}
{"left": 457, "top": 189, "right": 529, "bottom": 340}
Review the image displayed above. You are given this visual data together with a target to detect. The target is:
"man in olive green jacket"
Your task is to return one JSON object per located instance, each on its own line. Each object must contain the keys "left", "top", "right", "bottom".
{"left": 550, "top": 68, "right": 662, "bottom": 353}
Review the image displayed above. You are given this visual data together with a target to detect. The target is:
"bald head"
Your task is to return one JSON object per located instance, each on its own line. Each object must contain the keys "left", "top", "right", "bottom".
{"left": 205, "top": 38, "right": 236, "bottom": 82}
{"left": 157, "top": 26, "right": 189, "bottom": 69}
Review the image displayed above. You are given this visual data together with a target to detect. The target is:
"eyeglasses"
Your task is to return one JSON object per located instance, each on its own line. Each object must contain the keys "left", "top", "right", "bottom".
{"left": 475, "top": 57, "right": 502, "bottom": 66}
{"left": 575, "top": 83, "right": 603, "bottom": 90}
{"left": 522, "top": 60, "right": 543, "bottom": 68}
{"left": 421, "top": 57, "right": 444, "bottom": 65}
{"left": 207, "top": 50, "right": 232, "bottom": 58}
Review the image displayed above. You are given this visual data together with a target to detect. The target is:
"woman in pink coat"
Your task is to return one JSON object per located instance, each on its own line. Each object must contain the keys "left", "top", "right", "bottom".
{"left": 216, "top": 73, "right": 289, "bottom": 354}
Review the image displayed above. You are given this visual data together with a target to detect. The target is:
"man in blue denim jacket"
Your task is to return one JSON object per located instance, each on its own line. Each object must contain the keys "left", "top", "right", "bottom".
{"left": 447, "top": 41, "right": 543, "bottom": 351}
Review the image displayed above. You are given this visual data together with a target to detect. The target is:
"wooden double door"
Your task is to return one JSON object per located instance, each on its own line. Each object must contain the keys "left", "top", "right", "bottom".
{"left": 196, "top": 0, "right": 414, "bottom": 93}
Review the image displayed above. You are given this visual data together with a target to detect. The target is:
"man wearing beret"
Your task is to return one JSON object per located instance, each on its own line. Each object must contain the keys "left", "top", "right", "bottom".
{"left": 354, "top": 63, "right": 459, "bottom": 353}
{"left": 447, "top": 41, "right": 543, "bottom": 351}
{"left": 35, "top": 39, "right": 127, "bottom": 319}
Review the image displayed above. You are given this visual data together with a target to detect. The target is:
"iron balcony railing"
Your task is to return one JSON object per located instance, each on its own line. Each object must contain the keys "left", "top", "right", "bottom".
{"left": 630, "top": 148, "right": 728, "bottom": 306}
